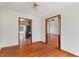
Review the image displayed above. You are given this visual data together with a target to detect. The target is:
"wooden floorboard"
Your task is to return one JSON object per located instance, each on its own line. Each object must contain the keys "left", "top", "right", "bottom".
{"left": 0, "top": 35, "right": 77, "bottom": 57}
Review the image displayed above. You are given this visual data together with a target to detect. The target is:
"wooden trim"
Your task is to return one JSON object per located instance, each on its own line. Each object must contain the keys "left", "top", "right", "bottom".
{"left": 45, "top": 15, "right": 61, "bottom": 49}
{"left": 30, "top": 20, "right": 32, "bottom": 44}
{"left": 46, "top": 15, "right": 60, "bottom": 20}
{"left": 19, "top": 17, "right": 31, "bottom": 20}
{"left": 58, "top": 15, "right": 61, "bottom": 50}
{"left": 0, "top": 48, "right": 1, "bottom": 51}
{"left": 18, "top": 17, "right": 32, "bottom": 47}
{"left": 45, "top": 19, "right": 48, "bottom": 44}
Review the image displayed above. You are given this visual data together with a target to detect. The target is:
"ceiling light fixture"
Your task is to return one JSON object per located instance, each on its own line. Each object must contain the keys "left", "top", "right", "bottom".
{"left": 33, "top": 2, "right": 38, "bottom": 9}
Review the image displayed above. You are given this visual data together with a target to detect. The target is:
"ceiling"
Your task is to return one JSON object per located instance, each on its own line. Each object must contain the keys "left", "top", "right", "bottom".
{"left": 0, "top": 2, "right": 74, "bottom": 16}
{"left": 0, "top": 2, "right": 33, "bottom": 13}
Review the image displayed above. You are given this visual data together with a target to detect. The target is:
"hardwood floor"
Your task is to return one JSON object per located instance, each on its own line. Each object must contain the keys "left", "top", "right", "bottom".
{"left": 0, "top": 35, "right": 77, "bottom": 57}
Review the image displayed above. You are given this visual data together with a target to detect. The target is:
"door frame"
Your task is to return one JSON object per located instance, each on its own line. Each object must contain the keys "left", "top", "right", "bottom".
{"left": 45, "top": 15, "right": 61, "bottom": 49}
{"left": 18, "top": 17, "right": 32, "bottom": 46}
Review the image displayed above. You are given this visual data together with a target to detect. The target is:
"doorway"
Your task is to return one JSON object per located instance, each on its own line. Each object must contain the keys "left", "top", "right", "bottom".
{"left": 45, "top": 15, "right": 61, "bottom": 49}
{"left": 18, "top": 17, "right": 32, "bottom": 46}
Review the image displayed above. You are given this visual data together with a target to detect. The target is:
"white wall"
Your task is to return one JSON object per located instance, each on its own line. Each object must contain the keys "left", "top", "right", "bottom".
{"left": 41, "top": 17, "right": 46, "bottom": 42}
{"left": 41, "top": 3, "right": 79, "bottom": 56}
{"left": 61, "top": 3, "right": 79, "bottom": 56}
{"left": 0, "top": 10, "right": 1, "bottom": 47}
{"left": 0, "top": 9, "right": 42, "bottom": 48}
